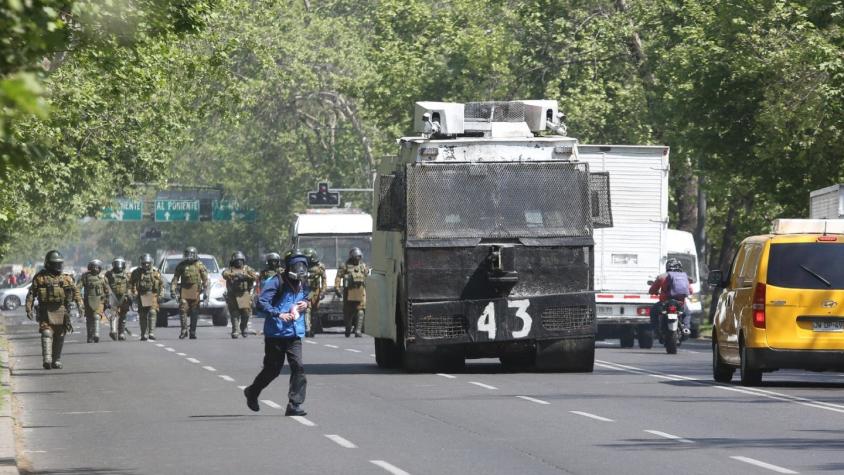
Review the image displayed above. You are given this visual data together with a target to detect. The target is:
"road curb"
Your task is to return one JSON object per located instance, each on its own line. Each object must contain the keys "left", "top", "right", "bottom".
{"left": 0, "top": 317, "right": 21, "bottom": 475}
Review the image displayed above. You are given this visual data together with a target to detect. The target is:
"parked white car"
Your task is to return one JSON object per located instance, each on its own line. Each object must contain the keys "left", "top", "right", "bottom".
{"left": 156, "top": 254, "right": 229, "bottom": 327}
{"left": 0, "top": 282, "right": 30, "bottom": 310}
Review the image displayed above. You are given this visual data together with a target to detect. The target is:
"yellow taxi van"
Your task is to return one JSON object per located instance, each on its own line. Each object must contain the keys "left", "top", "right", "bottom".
{"left": 709, "top": 219, "right": 844, "bottom": 386}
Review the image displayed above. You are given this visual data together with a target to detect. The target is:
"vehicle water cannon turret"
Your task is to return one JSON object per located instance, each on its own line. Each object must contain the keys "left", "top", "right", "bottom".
{"left": 412, "top": 99, "right": 568, "bottom": 138}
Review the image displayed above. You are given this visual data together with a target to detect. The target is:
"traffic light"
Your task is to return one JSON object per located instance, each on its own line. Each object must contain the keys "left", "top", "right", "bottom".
{"left": 308, "top": 182, "right": 340, "bottom": 206}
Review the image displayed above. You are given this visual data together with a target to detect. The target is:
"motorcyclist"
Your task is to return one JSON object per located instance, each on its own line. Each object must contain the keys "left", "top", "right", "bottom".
{"left": 649, "top": 258, "right": 693, "bottom": 336}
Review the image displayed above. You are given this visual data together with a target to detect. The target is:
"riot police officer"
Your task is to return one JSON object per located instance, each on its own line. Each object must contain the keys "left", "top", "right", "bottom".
{"left": 304, "top": 248, "right": 326, "bottom": 338}
{"left": 105, "top": 257, "right": 131, "bottom": 341}
{"left": 25, "top": 251, "right": 82, "bottom": 369}
{"left": 78, "top": 259, "right": 111, "bottom": 343}
{"left": 335, "top": 247, "right": 368, "bottom": 338}
{"left": 258, "top": 252, "right": 282, "bottom": 283}
{"left": 171, "top": 246, "right": 209, "bottom": 339}
{"left": 130, "top": 254, "right": 163, "bottom": 341}
{"left": 223, "top": 251, "right": 258, "bottom": 339}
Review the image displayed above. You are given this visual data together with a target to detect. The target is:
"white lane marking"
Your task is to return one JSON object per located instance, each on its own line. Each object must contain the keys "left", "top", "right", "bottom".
{"left": 570, "top": 411, "right": 614, "bottom": 422}
{"left": 371, "top": 460, "right": 411, "bottom": 475}
{"left": 325, "top": 434, "right": 357, "bottom": 448}
{"left": 597, "top": 359, "right": 844, "bottom": 415}
{"left": 176, "top": 352, "right": 186, "bottom": 356}
{"left": 469, "top": 381, "right": 498, "bottom": 390}
{"left": 291, "top": 416, "right": 316, "bottom": 427}
{"left": 369, "top": 354, "right": 376, "bottom": 358}
{"left": 186, "top": 357, "right": 200, "bottom": 364}
{"left": 516, "top": 396, "right": 550, "bottom": 405}
{"left": 23, "top": 450, "right": 47, "bottom": 453}
{"left": 261, "top": 400, "right": 282, "bottom": 409}
{"left": 219, "top": 375, "right": 235, "bottom": 382}
{"left": 324, "top": 344, "right": 339, "bottom": 349}
{"left": 57, "top": 410, "right": 112, "bottom": 415}
{"left": 305, "top": 340, "right": 317, "bottom": 345}
{"left": 345, "top": 348, "right": 362, "bottom": 353}
{"left": 730, "top": 456, "right": 798, "bottom": 474}
{"left": 436, "top": 373, "right": 457, "bottom": 379}
{"left": 155, "top": 343, "right": 165, "bottom": 347}
{"left": 202, "top": 366, "right": 217, "bottom": 372}
{"left": 165, "top": 348, "right": 175, "bottom": 352}
{"left": 237, "top": 385, "right": 247, "bottom": 390}
{"left": 644, "top": 430, "right": 694, "bottom": 444}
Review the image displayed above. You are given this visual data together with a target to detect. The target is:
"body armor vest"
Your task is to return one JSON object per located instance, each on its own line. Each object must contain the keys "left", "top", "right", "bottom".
{"left": 181, "top": 263, "right": 201, "bottom": 285}
{"left": 109, "top": 271, "right": 129, "bottom": 296}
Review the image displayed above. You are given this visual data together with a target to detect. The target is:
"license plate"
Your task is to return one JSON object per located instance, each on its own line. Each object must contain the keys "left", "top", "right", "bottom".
{"left": 667, "top": 313, "right": 678, "bottom": 321}
{"left": 813, "top": 320, "right": 844, "bottom": 332}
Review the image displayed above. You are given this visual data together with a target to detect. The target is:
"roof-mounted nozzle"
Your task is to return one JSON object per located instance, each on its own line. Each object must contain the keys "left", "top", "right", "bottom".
{"left": 519, "top": 100, "right": 566, "bottom": 136}
{"left": 422, "top": 112, "right": 441, "bottom": 138}
{"left": 547, "top": 111, "right": 567, "bottom": 136}
{"left": 413, "top": 102, "right": 465, "bottom": 136}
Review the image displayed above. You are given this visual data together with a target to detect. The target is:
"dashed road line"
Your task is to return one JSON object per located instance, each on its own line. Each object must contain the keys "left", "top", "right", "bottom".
{"left": 291, "top": 416, "right": 316, "bottom": 427}
{"left": 370, "top": 460, "right": 411, "bottom": 475}
{"left": 57, "top": 410, "right": 113, "bottom": 415}
{"left": 176, "top": 352, "right": 186, "bottom": 356}
{"left": 468, "top": 381, "right": 497, "bottom": 390}
{"left": 436, "top": 373, "right": 457, "bottom": 379}
{"left": 219, "top": 375, "right": 235, "bottom": 382}
{"left": 644, "top": 430, "right": 694, "bottom": 444}
{"left": 324, "top": 344, "right": 339, "bottom": 349}
{"left": 345, "top": 348, "right": 362, "bottom": 353}
{"left": 165, "top": 347, "right": 175, "bottom": 352}
{"left": 515, "top": 396, "right": 550, "bottom": 405}
{"left": 202, "top": 366, "right": 217, "bottom": 372}
{"left": 186, "top": 357, "right": 200, "bottom": 364}
{"left": 305, "top": 340, "right": 317, "bottom": 345}
{"left": 570, "top": 411, "right": 614, "bottom": 422}
{"left": 155, "top": 343, "right": 165, "bottom": 347}
{"left": 237, "top": 385, "right": 247, "bottom": 390}
{"left": 730, "top": 456, "right": 798, "bottom": 474}
{"left": 261, "top": 400, "right": 282, "bottom": 409}
{"left": 324, "top": 434, "right": 357, "bottom": 448}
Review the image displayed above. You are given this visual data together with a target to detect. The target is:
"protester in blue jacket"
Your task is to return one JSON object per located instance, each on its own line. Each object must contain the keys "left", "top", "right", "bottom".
{"left": 244, "top": 251, "right": 310, "bottom": 416}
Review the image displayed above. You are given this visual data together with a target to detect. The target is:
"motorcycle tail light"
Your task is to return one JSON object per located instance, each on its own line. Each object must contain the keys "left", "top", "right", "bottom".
{"left": 667, "top": 305, "right": 677, "bottom": 313}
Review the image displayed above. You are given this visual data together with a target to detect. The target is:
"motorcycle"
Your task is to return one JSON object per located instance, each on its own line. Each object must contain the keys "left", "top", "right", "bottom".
{"left": 659, "top": 299, "right": 686, "bottom": 354}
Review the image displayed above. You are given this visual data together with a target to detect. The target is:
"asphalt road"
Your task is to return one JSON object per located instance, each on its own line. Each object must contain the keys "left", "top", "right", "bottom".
{"left": 4, "top": 308, "right": 844, "bottom": 475}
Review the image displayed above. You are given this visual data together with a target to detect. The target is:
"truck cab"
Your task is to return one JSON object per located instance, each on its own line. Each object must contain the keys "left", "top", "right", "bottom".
{"left": 366, "top": 100, "right": 612, "bottom": 372}
{"left": 666, "top": 229, "right": 703, "bottom": 336}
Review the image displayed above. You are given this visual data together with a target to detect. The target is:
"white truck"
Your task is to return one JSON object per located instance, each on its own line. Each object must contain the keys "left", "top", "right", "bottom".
{"left": 578, "top": 145, "right": 670, "bottom": 349}
{"left": 666, "top": 229, "right": 703, "bottom": 337}
{"left": 291, "top": 209, "right": 373, "bottom": 332}
{"left": 810, "top": 184, "right": 844, "bottom": 219}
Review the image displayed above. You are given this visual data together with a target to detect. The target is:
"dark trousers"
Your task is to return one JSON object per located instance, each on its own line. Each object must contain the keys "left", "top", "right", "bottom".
{"left": 250, "top": 338, "right": 306, "bottom": 406}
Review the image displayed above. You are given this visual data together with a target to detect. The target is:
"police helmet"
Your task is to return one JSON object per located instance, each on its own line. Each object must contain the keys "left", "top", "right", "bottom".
{"left": 44, "top": 250, "right": 64, "bottom": 274}
{"left": 88, "top": 259, "right": 103, "bottom": 273}
{"left": 349, "top": 247, "right": 363, "bottom": 259}
{"left": 666, "top": 258, "right": 683, "bottom": 272}
{"left": 230, "top": 251, "right": 246, "bottom": 268}
{"left": 303, "top": 248, "right": 320, "bottom": 265}
{"left": 265, "top": 252, "right": 281, "bottom": 269}
{"left": 184, "top": 246, "right": 198, "bottom": 261}
{"left": 112, "top": 257, "right": 126, "bottom": 272}
{"left": 139, "top": 254, "right": 153, "bottom": 270}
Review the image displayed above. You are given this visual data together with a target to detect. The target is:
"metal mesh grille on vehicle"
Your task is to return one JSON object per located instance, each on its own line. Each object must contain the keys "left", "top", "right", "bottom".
{"left": 413, "top": 313, "right": 467, "bottom": 339}
{"left": 376, "top": 173, "right": 405, "bottom": 231}
{"left": 406, "top": 161, "right": 591, "bottom": 239}
{"left": 540, "top": 305, "right": 595, "bottom": 331}
{"left": 589, "top": 172, "right": 613, "bottom": 229}
{"left": 464, "top": 101, "right": 525, "bottom": 123}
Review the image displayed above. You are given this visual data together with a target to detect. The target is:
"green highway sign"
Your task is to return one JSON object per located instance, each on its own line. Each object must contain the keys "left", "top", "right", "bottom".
{"left": 212, "top": 199, "right": 257, "bottom": 222}
{"left": 101, "top": 198, "right": 143, "bottom": 221}
{"left": 155, "top": 200, "right": 200, "bottom": 222}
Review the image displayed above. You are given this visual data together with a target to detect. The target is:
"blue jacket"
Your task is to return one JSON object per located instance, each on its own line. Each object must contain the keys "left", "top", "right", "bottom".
{"left": 257, "top": 274, "right": 309, "bottom": 339}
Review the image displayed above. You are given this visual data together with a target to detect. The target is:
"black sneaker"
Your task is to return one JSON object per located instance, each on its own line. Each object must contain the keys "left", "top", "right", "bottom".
{"left": 284, "top": 404, "right": 307, "bottom": 416}
{"left": 43, "top": 362, "right": 51, "bottom": 370}
{"left": 109, "top": 332, "right": 118, "bottom": 341}
{"left": 93, "top": 336, "right": 99, "bottom": 343}
{"left": 148, "top": 335, "right": 156, "bottom": 341}
{"left": 244, "top": 387, "right": 259, "bottom": 412}
{"left": 231, "top": 333, "right": 238, "bottom": 339}
{"left": 189, "top": 334, "right": 197, "bottom": 340}
{"left": 241, "top": 332, "right": 248, "bottom": 338}
{"left": 51, "top": 361, "right": 62, "bottom": 369}
{"left": 179, "top": 330, "right": 188, "bottom": 339}
{"left": 140, "top": 337, "right": 148, "bottom": 341}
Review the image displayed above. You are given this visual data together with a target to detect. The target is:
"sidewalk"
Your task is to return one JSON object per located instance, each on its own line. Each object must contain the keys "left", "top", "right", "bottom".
{"left": 0, "top": 316, "right": 20, "bottom": 475}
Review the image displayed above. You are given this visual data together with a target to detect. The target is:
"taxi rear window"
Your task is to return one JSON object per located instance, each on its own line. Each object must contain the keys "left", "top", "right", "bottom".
{"left": 767, "top": 242, "right": 844, "bottom": 290}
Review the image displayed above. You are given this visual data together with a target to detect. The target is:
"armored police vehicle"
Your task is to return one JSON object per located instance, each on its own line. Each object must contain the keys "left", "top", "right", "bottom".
{"left": 366, "top": 100, "right": 612, "bottom": 371}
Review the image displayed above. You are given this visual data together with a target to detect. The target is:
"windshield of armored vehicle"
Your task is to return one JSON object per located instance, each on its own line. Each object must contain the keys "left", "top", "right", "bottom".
{"left": 298, "top": 236, "right": 372, "bottom": 269}
{"left": 406, "top": 161, "right": 592, "bottom": 239}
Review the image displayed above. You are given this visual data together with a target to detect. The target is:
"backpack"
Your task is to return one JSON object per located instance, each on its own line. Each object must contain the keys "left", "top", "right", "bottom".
{"left": 666, "top": 271, "right": 690, "bottom": 299}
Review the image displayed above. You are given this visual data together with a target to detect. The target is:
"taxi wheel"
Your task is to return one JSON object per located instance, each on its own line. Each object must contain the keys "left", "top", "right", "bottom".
{"left": 712, "top": 337, "right": 734, "bottom": 383}
{"left": 739, "top": 343, "right": 762, "bottom": 386}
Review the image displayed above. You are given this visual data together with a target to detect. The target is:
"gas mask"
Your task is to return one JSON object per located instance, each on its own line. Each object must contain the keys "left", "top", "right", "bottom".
{"left": 288, "top": 261, "right": 309, "bottom": 281}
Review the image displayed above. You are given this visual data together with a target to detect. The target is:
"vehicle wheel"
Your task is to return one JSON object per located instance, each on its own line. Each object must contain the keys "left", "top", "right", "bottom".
{"left": 665, "top": 332, "right": 678, "bottom": 354}
{"left": 402, "top": 347, "right": 438, "bottom": 373}
{"left": 3, "top": 295, "right": 20, "bottom": 311}
{"left": 156, "top": 311, "right": 169, "bottom": 327}
{"left": 690, "top": 322, "right": 700, "bottom": 339}
{"left": 374, "top": 338, "right": 402, "bottom": 369}
{"left": 740, "top": 343, "right": 762, "bottom": 386}
{"left": 637, "top": 326, "right": 654, "bottom": 349}
{"left": 712, "top": 337, "right": 734, "bottom": 383}
{"left": 535, "top": 338, "right": 595, "bottom": 372}
{"left": 619, "top": 328, "right": 635, "bottom": 348}
{"left": 212, "top": 309, "right": 228, "bottom": 327}
{"left": 439, "top": 348, "right": 465, "bottom": 372}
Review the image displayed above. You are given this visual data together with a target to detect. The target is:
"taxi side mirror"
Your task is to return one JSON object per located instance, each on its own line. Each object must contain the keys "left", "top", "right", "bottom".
{"left": 707, "top": 270, "right": 724, "bottom": 287}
